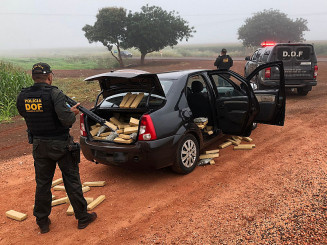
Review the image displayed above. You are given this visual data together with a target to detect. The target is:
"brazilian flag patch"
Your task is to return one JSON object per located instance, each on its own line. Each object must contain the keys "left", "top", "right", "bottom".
{"left": 24, "top": 98, "right": 43, "bottom": 112}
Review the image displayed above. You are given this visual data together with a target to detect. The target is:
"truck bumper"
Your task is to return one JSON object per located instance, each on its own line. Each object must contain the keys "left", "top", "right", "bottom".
{"left": 262, "top": 79, "right": 317, "bottom": 88}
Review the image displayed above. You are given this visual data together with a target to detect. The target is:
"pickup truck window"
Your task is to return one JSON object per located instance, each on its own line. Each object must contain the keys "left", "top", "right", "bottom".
{"left": 211, "top": 74, "right": 245, "bottom": 98}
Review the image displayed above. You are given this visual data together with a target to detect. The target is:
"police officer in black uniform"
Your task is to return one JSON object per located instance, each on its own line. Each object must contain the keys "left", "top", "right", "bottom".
{"left": 214, "top": 48, "right": 233, "bottom": 70}
{"left": 16, "top": 63, "right": 97, "bottom": 234}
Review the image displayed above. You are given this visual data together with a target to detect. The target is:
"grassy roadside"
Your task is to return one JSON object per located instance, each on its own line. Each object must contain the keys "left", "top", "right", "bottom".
{"left": 0, "top": 56, "right": 119, "bottom": 71}
{"left": 1, "top": 41, "right": 326, "bottom": 71}
{"left": 0, "top": 62, "right": 33, "bottom": 122}
{"left": 53, "top": 77, "right": 99, "bottom": 104}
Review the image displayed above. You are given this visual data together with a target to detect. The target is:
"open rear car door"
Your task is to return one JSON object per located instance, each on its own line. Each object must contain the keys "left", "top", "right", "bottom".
{"left": 246, "top": 61, "right": 286, "bottom": 126}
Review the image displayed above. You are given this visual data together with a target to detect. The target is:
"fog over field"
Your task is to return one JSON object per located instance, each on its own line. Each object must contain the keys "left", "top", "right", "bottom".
{"left": 0, "top": 0, "right": 326, "bottom": 50}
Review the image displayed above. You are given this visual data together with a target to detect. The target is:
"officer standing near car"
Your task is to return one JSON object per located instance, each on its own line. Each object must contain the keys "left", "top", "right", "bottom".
{"left": 16, "top": 63, "right": 97, "bottom": 234}
{"left": 214, "top": 48, "right": 233, "bottom": 70}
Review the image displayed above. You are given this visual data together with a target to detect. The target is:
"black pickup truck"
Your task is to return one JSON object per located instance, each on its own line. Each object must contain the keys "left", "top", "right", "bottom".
{"left": 245, "top": 42, "right": 318, "bottom": 96}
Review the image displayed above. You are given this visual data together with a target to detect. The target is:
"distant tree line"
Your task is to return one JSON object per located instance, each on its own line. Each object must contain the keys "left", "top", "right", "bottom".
{"left": 83, "top": 7, "right": 310, "bottom": 67}
{"left": 83, "top": 5, "right": 195, "bottom": 67}
{"left": 238, "top": 9, "right": 309, "bottom": 47}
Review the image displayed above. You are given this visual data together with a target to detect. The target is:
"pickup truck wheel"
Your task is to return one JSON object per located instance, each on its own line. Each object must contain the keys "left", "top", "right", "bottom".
{"left": 252, "top": 122, "right": 258, "bottom": 130}
{"left": 297, "top": 88, "right": 309, "bottom": 96}
{"left": 172, "top": 134, "right": 199, "bottom": 174}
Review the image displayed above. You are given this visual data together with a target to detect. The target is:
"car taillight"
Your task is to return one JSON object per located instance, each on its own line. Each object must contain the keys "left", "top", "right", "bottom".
{"left": 314, "top": 65, "right": 318, "bottom": 79}
{"left": 265, "top": 67, "right": 271, "bottom": 78}
{"left": 138, "top": 114, "right": 157, "bottom": 141}
{"left": 80, "top": 113, "right": 87, "bottom": 136}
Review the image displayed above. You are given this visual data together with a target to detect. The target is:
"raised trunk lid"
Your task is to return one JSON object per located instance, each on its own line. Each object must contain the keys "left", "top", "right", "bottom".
{"left": 84, "top": 69, "right": 166, "bottom": 98}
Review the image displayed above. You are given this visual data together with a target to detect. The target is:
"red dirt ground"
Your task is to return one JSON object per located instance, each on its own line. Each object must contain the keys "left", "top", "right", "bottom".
{"left": 0, "top": 59, "right": 327, "bottom": 244}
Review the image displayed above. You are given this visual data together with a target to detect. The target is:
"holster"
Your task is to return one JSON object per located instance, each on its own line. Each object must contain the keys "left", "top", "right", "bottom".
{"left": 68, "top": 136, "right": 80, "bottom": 165}
{"left": 27, "top": 130, "right": 33, "bottom": 144}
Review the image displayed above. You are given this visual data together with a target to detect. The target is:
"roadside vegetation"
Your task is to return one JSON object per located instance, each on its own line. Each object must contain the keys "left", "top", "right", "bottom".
{"left": 0, "top": 62, "right": 33, "bottom": 122}
{"left": 53, "top": 77, "right": 99, "bottom": 103}
{"left": 1, "top": 41, "right": 326, "bottom": 72}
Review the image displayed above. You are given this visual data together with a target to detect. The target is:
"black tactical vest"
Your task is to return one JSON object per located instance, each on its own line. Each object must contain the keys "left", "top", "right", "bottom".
{"left": 17, "top": 85, "right": 69, "bottom": 137}
{"left": 217, "top": 55, "right": 232, "bottom": 70}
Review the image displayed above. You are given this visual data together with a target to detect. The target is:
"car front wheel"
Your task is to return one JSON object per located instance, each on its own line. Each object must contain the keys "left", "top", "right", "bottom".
{"left": 172, "top": 134, "right": 199, "bottom": 174}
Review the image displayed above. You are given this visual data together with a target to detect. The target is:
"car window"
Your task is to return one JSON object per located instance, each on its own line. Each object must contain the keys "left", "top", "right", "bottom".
{"left": 211, "top": 74, "right": 245, "bottom": 98}
{"left": 186, "top": 74, "right": 208, "bottom": 94}
{"left": 100, "top": 92, "right": 165, "bottom": 108}
{"left": 159, "top": 80, "right": 173, "bottom": 95}
{"left": 262, "top": 53, "right": 270, "bottom": 62}
{"left": 277, "top": 47, "right": 292, "bottom": 61}
{"left": 295, "top": 47, "right": 311, "bottom": 60}
{"left": 251, "top": 50, "right": 259, "bottom": 61}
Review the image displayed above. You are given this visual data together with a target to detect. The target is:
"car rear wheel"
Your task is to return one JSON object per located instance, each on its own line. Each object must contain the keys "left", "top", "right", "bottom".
{"left": 172, "top": 134, "right": 199, "bottom": 174}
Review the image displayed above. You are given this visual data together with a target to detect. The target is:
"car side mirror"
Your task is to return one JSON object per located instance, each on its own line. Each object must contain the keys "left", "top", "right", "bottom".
{"left": 245, "top": 56, "right": 251, "bottom": 61}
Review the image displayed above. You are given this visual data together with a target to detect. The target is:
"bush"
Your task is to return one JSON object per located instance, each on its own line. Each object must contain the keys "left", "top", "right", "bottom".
{"left": 0, "top": 61, "right": 33, "bottom": 122}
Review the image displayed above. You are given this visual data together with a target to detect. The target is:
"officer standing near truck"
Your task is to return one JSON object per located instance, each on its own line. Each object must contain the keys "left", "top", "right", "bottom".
{"left": 214, "top": 48, "right": 233, "bottom": 70}
{"left": 16, "top": 63, "right": 97, "bottom": 234}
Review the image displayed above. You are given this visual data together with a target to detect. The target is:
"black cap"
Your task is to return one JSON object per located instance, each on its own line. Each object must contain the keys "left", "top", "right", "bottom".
{"left": 221, "top": 48, "right": 227, "bottom": 53}
{"left": 32, "top": 63, "right": 52, "bottom": 74}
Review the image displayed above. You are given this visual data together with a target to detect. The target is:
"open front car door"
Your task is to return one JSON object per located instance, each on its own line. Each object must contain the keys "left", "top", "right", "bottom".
{"left": 246, "top": 61, "right": 286, "bottom": 126}
{"left": 207, "top": 69, "right": 255, "bottom": 136}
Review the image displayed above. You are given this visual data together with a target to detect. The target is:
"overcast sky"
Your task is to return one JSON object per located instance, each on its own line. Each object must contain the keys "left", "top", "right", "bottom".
{"left": 0, "top": 0, "right": 326, "bottom": 50}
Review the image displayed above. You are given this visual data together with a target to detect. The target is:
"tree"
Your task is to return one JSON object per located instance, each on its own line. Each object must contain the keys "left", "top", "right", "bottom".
{"left": 82, "top": 7, "right": 129, "bottom": 67}
{"left": 238, "top": 9, "right": 309, "bottom": 47}
{"left": 125, "top": 5, "right": 195, "bottom": 64}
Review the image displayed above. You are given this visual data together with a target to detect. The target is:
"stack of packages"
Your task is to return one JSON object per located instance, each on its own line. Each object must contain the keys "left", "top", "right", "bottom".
{"left": 219, "top": 136, "right": 255, "bottom": 150}
{"left": 119, "top": 92, "right": 144, "bottom": 108}
{"left": 194, "top": 117, "right": 213, "bottom": 135}
{"left": 51, "top": 178, "right": 106, "bottom": 215}
{"left": 198, "top": 136, "right": 255, "bottom": 166}
{"left": 5, "top": 178, "right": 107, "bottom": 221}
{"left": 91, "top": 116, "right": 140, "bottom": 144}
{"left": 198, "top": 149, "right": 219, "bottom": 166}
{"left": 89, "top": 92, "right": 145, "bottom": 144}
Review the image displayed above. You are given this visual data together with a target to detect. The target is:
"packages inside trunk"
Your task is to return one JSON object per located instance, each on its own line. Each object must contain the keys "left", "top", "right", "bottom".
{"left": 88, "top": 112, "right": 143, "bottom": 144}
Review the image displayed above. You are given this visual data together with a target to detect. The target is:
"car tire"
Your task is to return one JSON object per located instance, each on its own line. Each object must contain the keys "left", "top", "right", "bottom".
{"left": 297, "top": 88, "right": 309, "bottom": 96}
{"left": 172, "top": 134, "right": 199, "bottom": 174}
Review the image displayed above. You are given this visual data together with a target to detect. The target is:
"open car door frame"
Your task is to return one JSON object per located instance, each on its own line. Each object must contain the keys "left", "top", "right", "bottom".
{"left": 246, "top": 61, "right": 286, "bottom": 126}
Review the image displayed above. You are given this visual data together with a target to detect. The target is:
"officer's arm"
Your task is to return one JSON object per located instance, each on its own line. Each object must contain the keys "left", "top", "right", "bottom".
{"left": 230, "top": 57, "right": 233, "bottom": 67}
{"left": 52, "top": 89, "right": 76, "bottom": 127}
{"left": 16, "top": 94, "right": 24, "bottom": 117}
{"left": 214, "top": 57, "right": 220, "bottom": 67}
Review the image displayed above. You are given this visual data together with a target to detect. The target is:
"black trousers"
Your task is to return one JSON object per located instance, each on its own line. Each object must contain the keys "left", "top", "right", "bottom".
{"left": 32, "top": 137, "right": 88, "bottom": 225}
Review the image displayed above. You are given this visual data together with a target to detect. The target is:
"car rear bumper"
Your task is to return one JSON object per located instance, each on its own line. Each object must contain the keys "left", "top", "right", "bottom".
{"left": 262, "top": 79, "right": 317, "bottom": 88}
{"left": 80, "top": 135, "right": 180, "bottom": 169}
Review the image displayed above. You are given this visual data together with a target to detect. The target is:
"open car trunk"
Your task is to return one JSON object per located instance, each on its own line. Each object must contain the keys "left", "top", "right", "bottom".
{"left": 83, "top": 70, "right": 167, "bottom": 144}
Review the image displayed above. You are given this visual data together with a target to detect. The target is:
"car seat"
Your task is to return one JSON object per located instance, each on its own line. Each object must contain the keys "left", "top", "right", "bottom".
{"left": 187, "top": 81, "right": 212, "bottom": 124}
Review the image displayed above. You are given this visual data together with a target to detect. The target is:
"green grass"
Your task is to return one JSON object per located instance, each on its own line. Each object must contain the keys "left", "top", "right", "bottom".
{"left": 53, "top": 77, "right": 100, "bottom": 103}
{"left": 0, "top": 62, "right": 33, "bottom": 122}
{"left": 1, "top": 56, "right": 119, "bottom": 71}
{"left": 1, "top": 41, "right": 326, "bottom": 72}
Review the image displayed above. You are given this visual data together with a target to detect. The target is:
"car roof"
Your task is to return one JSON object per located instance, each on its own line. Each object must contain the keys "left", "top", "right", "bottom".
{"left": 157, "top": 69, "right": 204, "bottom": 80}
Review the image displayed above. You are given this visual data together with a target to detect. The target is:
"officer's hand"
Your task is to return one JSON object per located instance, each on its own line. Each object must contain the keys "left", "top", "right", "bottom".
{"left": 71, "top": 103, "right": 80, "bottom": 116}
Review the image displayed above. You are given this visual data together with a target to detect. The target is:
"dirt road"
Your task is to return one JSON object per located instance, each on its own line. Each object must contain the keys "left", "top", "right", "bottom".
{"left": 0, "top": 60, "right": 326, "bottom": 244}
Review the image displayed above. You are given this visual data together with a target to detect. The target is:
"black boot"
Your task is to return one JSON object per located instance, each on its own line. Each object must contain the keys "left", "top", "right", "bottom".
{"left": 78, "top": 212, "right": 97, "bottom": 229}
{"left": 38, "top": 218, "right": 51, "bottom": 234}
